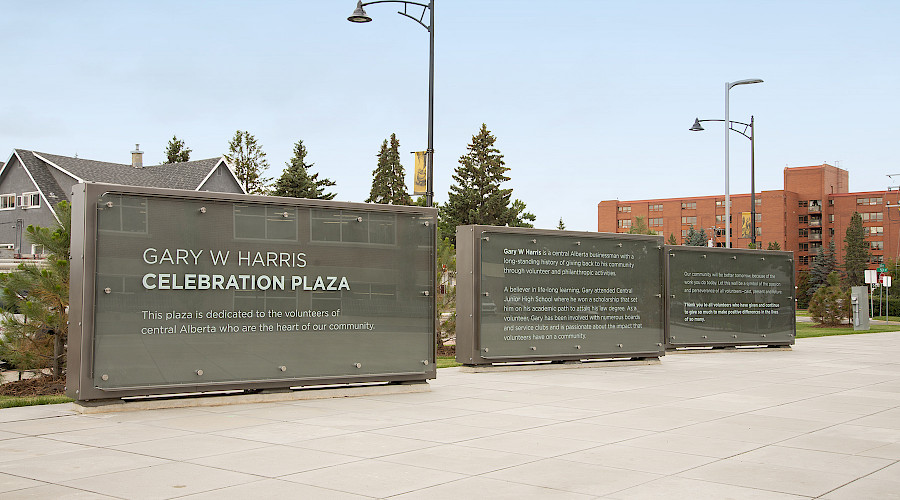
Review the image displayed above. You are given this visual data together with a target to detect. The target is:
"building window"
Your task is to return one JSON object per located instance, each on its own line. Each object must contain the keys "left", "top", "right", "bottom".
{"left": 649, "top": 204, "right": 663, "bottom": 211}
{"left": 799, "top": 256, "right": 809, "bottom": 265}
{"left": 0, "top": 194, "right": 14, "bottom": 210}
{"left": 830, "top": 228, "right": 835, "bottom": 236}
{"left": 861, "top": 212, "right": 884, "bottom": 222}
{"left": 715, "top": 228, "right": 726, "bottom": 237}
{"left": 649, "top": 218, "right": 663, "bottom": 226}
{"left": 871, "top": 255, "right": 884, "bottom": 264}
{"left": 681, "top": 229, "right": 688, "bottom": 238}
{"left": 828, "top": 199, "right": 834, "bottom": 206}
{"left": 857, "top": 197, "right": 882, "bottom": 205}
{"left": 809, "top": 200, "right": 821, "bottom": 212}
{"left": 871, "top": 241, "right": 884, "bottom": 250}
{"left": 19, "top": 192, "right": 39, "bottom": 209}
{"left": 618, "top": 206, "right": 631, "bottom": 213}
{"left": 870, "top": 226, "right": 884, "bottom": 235}
{"left": 755, "top": 198, "right": 762, "bottom": 205}
{"left": 799, "top": 228, "right": 808, "bottom": 237}
{"left": 829, "top": 214, "right": 835, "bottom": 223}
{"left": 715, "top": 200, "right": 725, "bottom": 207}
{"left": 798, "top": 200, "right": 808, "bottom": 208}
{"left": 715, "top": 214, "right": 726, "bottom": 222}
{"left": 799, "top": 215, "right": 808, "bottom": 224}
{"left": 810, "top": 241, "right": 822, "bottom": 250}
{"left": 799, "top": 243, "right": 809, "bottom": 251}
{"left": 617, "top": 219, "right": 632, "bottom": 229}
{"left": 681, "top": 202, "right": 696, "bottom": 210}
{"left": 681, "top": 216, "right": 697, "bottom": 225}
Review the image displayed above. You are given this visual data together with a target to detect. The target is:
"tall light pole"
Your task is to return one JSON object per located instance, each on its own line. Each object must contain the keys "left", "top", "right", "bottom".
{"left": 348, "top": 0, "right": 435, "bottom": 207}
{"left": 690, "top": 115, "right": 756, "bottom": 246}
{"left": 723, "top": 79, "right": 763, "bottom": 247}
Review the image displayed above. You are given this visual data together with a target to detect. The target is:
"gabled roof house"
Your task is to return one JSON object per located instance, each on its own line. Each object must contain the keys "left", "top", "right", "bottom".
{"left": 0, "top": 145, "right": 244, "bottom": 255}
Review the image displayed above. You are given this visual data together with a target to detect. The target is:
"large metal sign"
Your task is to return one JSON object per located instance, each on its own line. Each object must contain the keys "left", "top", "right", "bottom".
{"left": 665, "top": 245, "right": 795, "bottom": 348}
{"left": 456, "top": 226, "right": 665, "bottom": 365}
{"left": 67, "top": 183, "right": 436, "bottom": 401}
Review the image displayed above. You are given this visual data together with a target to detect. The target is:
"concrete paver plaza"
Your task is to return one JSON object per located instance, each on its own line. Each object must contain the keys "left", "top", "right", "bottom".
{"left": 1, "top": 332, "right": 899, "bottom": 499}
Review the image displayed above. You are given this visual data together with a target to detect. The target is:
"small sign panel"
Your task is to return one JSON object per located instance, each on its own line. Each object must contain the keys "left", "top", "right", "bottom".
{"left": 666, "top": 246, "right": 795, "bottom": 347}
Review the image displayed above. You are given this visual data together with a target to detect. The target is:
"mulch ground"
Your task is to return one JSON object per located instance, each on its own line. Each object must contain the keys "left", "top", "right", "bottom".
{"left": 0, "top": 376, "right": 66, "bottom": 397}
{"left": 437, "top": 344, "right": 456, "bottom": 357}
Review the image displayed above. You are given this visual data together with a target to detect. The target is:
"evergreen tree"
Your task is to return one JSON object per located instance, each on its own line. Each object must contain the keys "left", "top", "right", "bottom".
{"left": 809, "top": 240, "right": 838, "bottom": 297}
{"left": 557, "top": 218, "right": 566, "bottom": 231}
{"left": 367, "top": 133, "right": 412, "bottom": 205}
{"left": 795, "top": 271, "right": 811, "bottom": 309}
{"left": 808, "top": 271, "right": 849, "bottom": 326}
{"left": 667, "top": 233, "right": 678, "bottom": 245}
{"left": 164, "top": 135, "right": 191, "bottom": 163}
{"left": 843, "top": 212, "right": 870, "bottom": 286}
{"left": 683, "top": 226, "right": 707, "bottom": 246}
{"left": 767, "top": 241, "right": 781, "bottom": 250}
{"left": 225, "top": 130, "right": 271, "bottom": 194}
{"left": 272, "top": 140, "right": 336, "bottom": 200}
{"left": 0, "top": 202, "right": 71, "bottom": 378}
{"left": 439, "top": 124, "right": 535, "bottom": 243}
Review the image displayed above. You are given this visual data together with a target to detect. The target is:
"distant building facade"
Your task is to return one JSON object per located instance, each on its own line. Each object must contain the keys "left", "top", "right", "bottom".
{"left": 0, "top": 146, "right": 243, "bottom": 255}
{"left": 598, "top": 164, "right": 898, "bottom": 276}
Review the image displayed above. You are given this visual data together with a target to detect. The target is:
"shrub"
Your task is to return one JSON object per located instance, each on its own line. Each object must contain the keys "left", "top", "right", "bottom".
{"left": 808, "top": 272, "right": 849, "bottom": 326}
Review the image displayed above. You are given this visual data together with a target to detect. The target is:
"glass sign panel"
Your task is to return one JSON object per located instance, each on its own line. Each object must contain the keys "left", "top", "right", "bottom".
{"left": 478, "top": 231, "right": 664, "bottom": 358}
{"left": 667, "top": 248, "right": 794, "bottom": 345}
{"left": 91, "top": 193, "right": 434, "bottom": 389}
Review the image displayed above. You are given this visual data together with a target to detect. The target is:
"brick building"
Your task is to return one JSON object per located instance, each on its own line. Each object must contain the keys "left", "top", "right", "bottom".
{"left": 598, "top": 164, "right": 898, "bottom": 275}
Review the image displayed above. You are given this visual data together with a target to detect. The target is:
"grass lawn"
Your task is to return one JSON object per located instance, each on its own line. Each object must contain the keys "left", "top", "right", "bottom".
{"left": 795, "top": 322, "right": 900, "bottom": 338}
{"left": 437, "top": 356, "right": 460, "bottom": 369}
{"left": 0, "top": 395, "right": 72, "bottom": 409}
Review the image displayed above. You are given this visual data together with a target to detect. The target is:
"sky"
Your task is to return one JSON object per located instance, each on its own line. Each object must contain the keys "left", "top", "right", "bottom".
{"left": 2, "top": 1, "right": 899, "bottom": 232}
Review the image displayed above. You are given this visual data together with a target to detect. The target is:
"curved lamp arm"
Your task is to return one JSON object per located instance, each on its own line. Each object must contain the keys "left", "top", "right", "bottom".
{"left": 690, "top": 118, "right": 753, "bottom": 140}
{"left": 350, "top": 1, "right": 432, "bottom": 31}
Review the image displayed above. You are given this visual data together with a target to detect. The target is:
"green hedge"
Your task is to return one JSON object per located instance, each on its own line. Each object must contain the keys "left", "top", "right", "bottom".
{"left": 870, "top": 296, "right": 900, "bottom": 316}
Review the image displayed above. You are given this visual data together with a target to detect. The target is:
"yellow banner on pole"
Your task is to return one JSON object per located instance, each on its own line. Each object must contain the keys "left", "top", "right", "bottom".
{"left": 413, "top": 151, "right": 427, "bottom": 196}
{"left": 741, "top": 212, "right": 751, "bottom": 239}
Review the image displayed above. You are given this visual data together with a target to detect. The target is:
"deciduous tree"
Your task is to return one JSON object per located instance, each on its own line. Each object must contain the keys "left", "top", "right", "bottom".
{"left": 628, "top": 216, "right": 656, "bottom": 235}
{"left": 164, "top": 135, "right": 191, "bottom": 163}
{"left": 225, "top": 130, "right": 271, "bottom": 194}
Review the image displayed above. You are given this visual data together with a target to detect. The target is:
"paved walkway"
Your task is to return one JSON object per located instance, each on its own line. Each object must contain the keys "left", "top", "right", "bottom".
{"left": 1, "top": 333, "right": 899, "bottom": 499}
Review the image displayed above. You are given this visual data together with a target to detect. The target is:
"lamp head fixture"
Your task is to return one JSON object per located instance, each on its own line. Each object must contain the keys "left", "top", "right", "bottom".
{"left": 689, "top": 118, "right": 704, "bottom": 132}
{"left": 728, "top": 78, "right": 764, "bottom": 89}
{"left": 348, "top": 1, "right": 372, "bottom": 22}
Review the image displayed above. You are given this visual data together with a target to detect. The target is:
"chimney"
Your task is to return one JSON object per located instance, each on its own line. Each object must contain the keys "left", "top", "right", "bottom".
{"left": 131, "top": 143, "right": 144, "bottom": 168}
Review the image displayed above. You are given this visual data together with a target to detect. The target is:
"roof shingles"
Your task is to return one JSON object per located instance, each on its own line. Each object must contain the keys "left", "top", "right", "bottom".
{"left": 32, "top": 151, "right": 222, "bottom": 191}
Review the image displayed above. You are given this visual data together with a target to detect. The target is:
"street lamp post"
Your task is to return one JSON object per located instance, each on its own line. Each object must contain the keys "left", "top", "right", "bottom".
{"left": 348, "top": 0, "right": 435, "bottom": 207}
{"left": 723, "top": 79, "right": 763, "bottom": 248}
{"left": 690, "top": 115, "right": 756, "bottom": 247}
